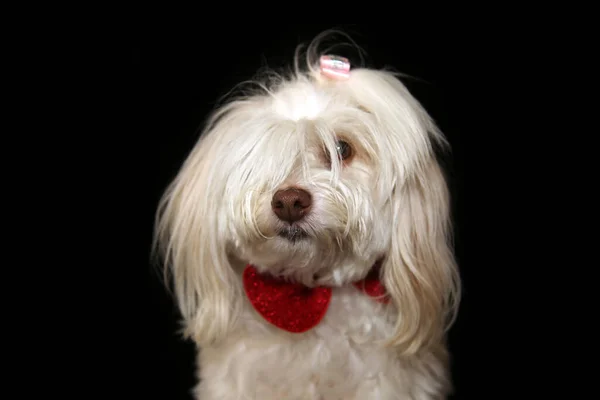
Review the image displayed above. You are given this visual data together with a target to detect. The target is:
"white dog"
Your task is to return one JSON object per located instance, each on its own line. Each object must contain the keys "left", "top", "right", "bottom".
{"left": 154, "top": 35, "right": 461, "bottom": 399}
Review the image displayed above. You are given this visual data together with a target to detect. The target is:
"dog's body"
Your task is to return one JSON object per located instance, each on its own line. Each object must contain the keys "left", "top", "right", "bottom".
{"left": 155, "top": 35, "right": 460, "bottom": 399}
{"left": 198, "top": 281, "right": 449, "bottom": 399}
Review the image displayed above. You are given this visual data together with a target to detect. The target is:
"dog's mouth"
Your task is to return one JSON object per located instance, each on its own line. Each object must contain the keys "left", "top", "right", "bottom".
{"left": 277, "top": 226, "right": 308, "bottom": 242}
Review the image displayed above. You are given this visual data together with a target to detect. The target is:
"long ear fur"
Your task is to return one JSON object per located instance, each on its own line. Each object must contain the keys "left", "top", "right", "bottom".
{"left": 345, "top": 69, "right": 460, "bottom": 355}
{"left": 153, "top": 106, "right": 243, "bottom": 347}
{"left": 384, "top": 158, "right": 460, "bottom": 354}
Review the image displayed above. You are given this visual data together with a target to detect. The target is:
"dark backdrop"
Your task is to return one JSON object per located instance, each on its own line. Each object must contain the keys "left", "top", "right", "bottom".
{"left": 126, "top": 23, "right": 474, "bottom": 400}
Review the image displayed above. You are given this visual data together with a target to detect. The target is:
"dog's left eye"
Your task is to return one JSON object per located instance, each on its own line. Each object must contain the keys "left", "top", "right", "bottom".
{"left": 335, "top": 140, "right": 352, "bottom": 160}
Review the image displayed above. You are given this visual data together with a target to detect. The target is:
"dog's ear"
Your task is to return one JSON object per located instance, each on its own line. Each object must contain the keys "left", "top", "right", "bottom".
{"left": 153, "top": 113, "right": 241, "bottom": 347}
{"left": 346, "top": 69, "right": 460, "bottom": 354}
{"left": 382, "top": 158, "right": 460, "bottom": 354}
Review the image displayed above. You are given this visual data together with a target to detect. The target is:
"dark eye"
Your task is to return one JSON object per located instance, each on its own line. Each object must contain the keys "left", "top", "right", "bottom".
{"left": 335, "top": 140, "right": 352, "bottom": 160}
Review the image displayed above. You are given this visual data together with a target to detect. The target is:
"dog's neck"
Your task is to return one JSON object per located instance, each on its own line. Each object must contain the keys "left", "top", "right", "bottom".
{"left": 242, "top": 260, "right": 389, "bottom": 333}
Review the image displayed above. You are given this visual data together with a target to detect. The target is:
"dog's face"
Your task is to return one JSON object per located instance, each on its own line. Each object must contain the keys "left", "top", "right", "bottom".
{"left": 155, "top": 66, "right": 460, "bottom": 353}
{"left": 226, "top": 96, "right": 392, "bottom": 287}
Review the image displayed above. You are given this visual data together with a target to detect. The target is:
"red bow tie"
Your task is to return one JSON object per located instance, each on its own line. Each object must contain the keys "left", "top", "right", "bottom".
{"left": 243, "top": 263, "right": 389, "bottom": 333}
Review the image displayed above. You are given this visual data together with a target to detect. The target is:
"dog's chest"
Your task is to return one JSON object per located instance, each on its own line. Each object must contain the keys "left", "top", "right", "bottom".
{"left": 200, "top": 287, "right": 405, "bottom": 399}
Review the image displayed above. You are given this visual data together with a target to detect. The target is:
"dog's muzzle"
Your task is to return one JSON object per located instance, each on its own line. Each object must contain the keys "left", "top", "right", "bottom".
{"left": 271, "top": 188, "right": 312, "bottom": 223}
{"left": 272, "top": 188, "right": 312, "bottom": 242}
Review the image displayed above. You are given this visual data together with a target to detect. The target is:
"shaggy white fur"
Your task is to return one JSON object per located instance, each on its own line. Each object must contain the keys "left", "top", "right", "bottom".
{"left": 154, "top": 33, "right": 461, "bottom": 399}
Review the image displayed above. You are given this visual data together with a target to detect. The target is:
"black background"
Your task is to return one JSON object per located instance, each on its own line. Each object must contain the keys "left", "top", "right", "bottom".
{"left": 114, "top": 23, "right": 491, "bottom": 400}
{"left": 8, "top": 12, "right": 579, "bottom": 399}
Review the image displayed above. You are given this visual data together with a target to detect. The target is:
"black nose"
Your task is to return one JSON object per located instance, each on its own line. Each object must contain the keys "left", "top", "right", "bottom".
{"left": 271, "top": 188, "right": 312, "bottom": 223}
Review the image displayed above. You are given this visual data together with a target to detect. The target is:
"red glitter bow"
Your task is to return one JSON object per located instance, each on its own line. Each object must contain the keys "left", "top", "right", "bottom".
{"left": 243, "top": 263, "right": 389, "bottom": 333}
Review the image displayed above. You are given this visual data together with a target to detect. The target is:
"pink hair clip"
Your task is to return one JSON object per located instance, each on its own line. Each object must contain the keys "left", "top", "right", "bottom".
{"left": 319, "top": 55, "right": 350, "bottom": 80}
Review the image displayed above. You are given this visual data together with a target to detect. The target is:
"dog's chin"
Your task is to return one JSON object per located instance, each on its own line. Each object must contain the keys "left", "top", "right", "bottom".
{"left": 277, "top": 225, "right": 309, "bottom": 243}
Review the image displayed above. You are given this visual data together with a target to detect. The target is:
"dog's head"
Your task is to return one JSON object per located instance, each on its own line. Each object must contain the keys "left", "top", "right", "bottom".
{"left": 154, "top": 38, "right": 460, "bottom": 354}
